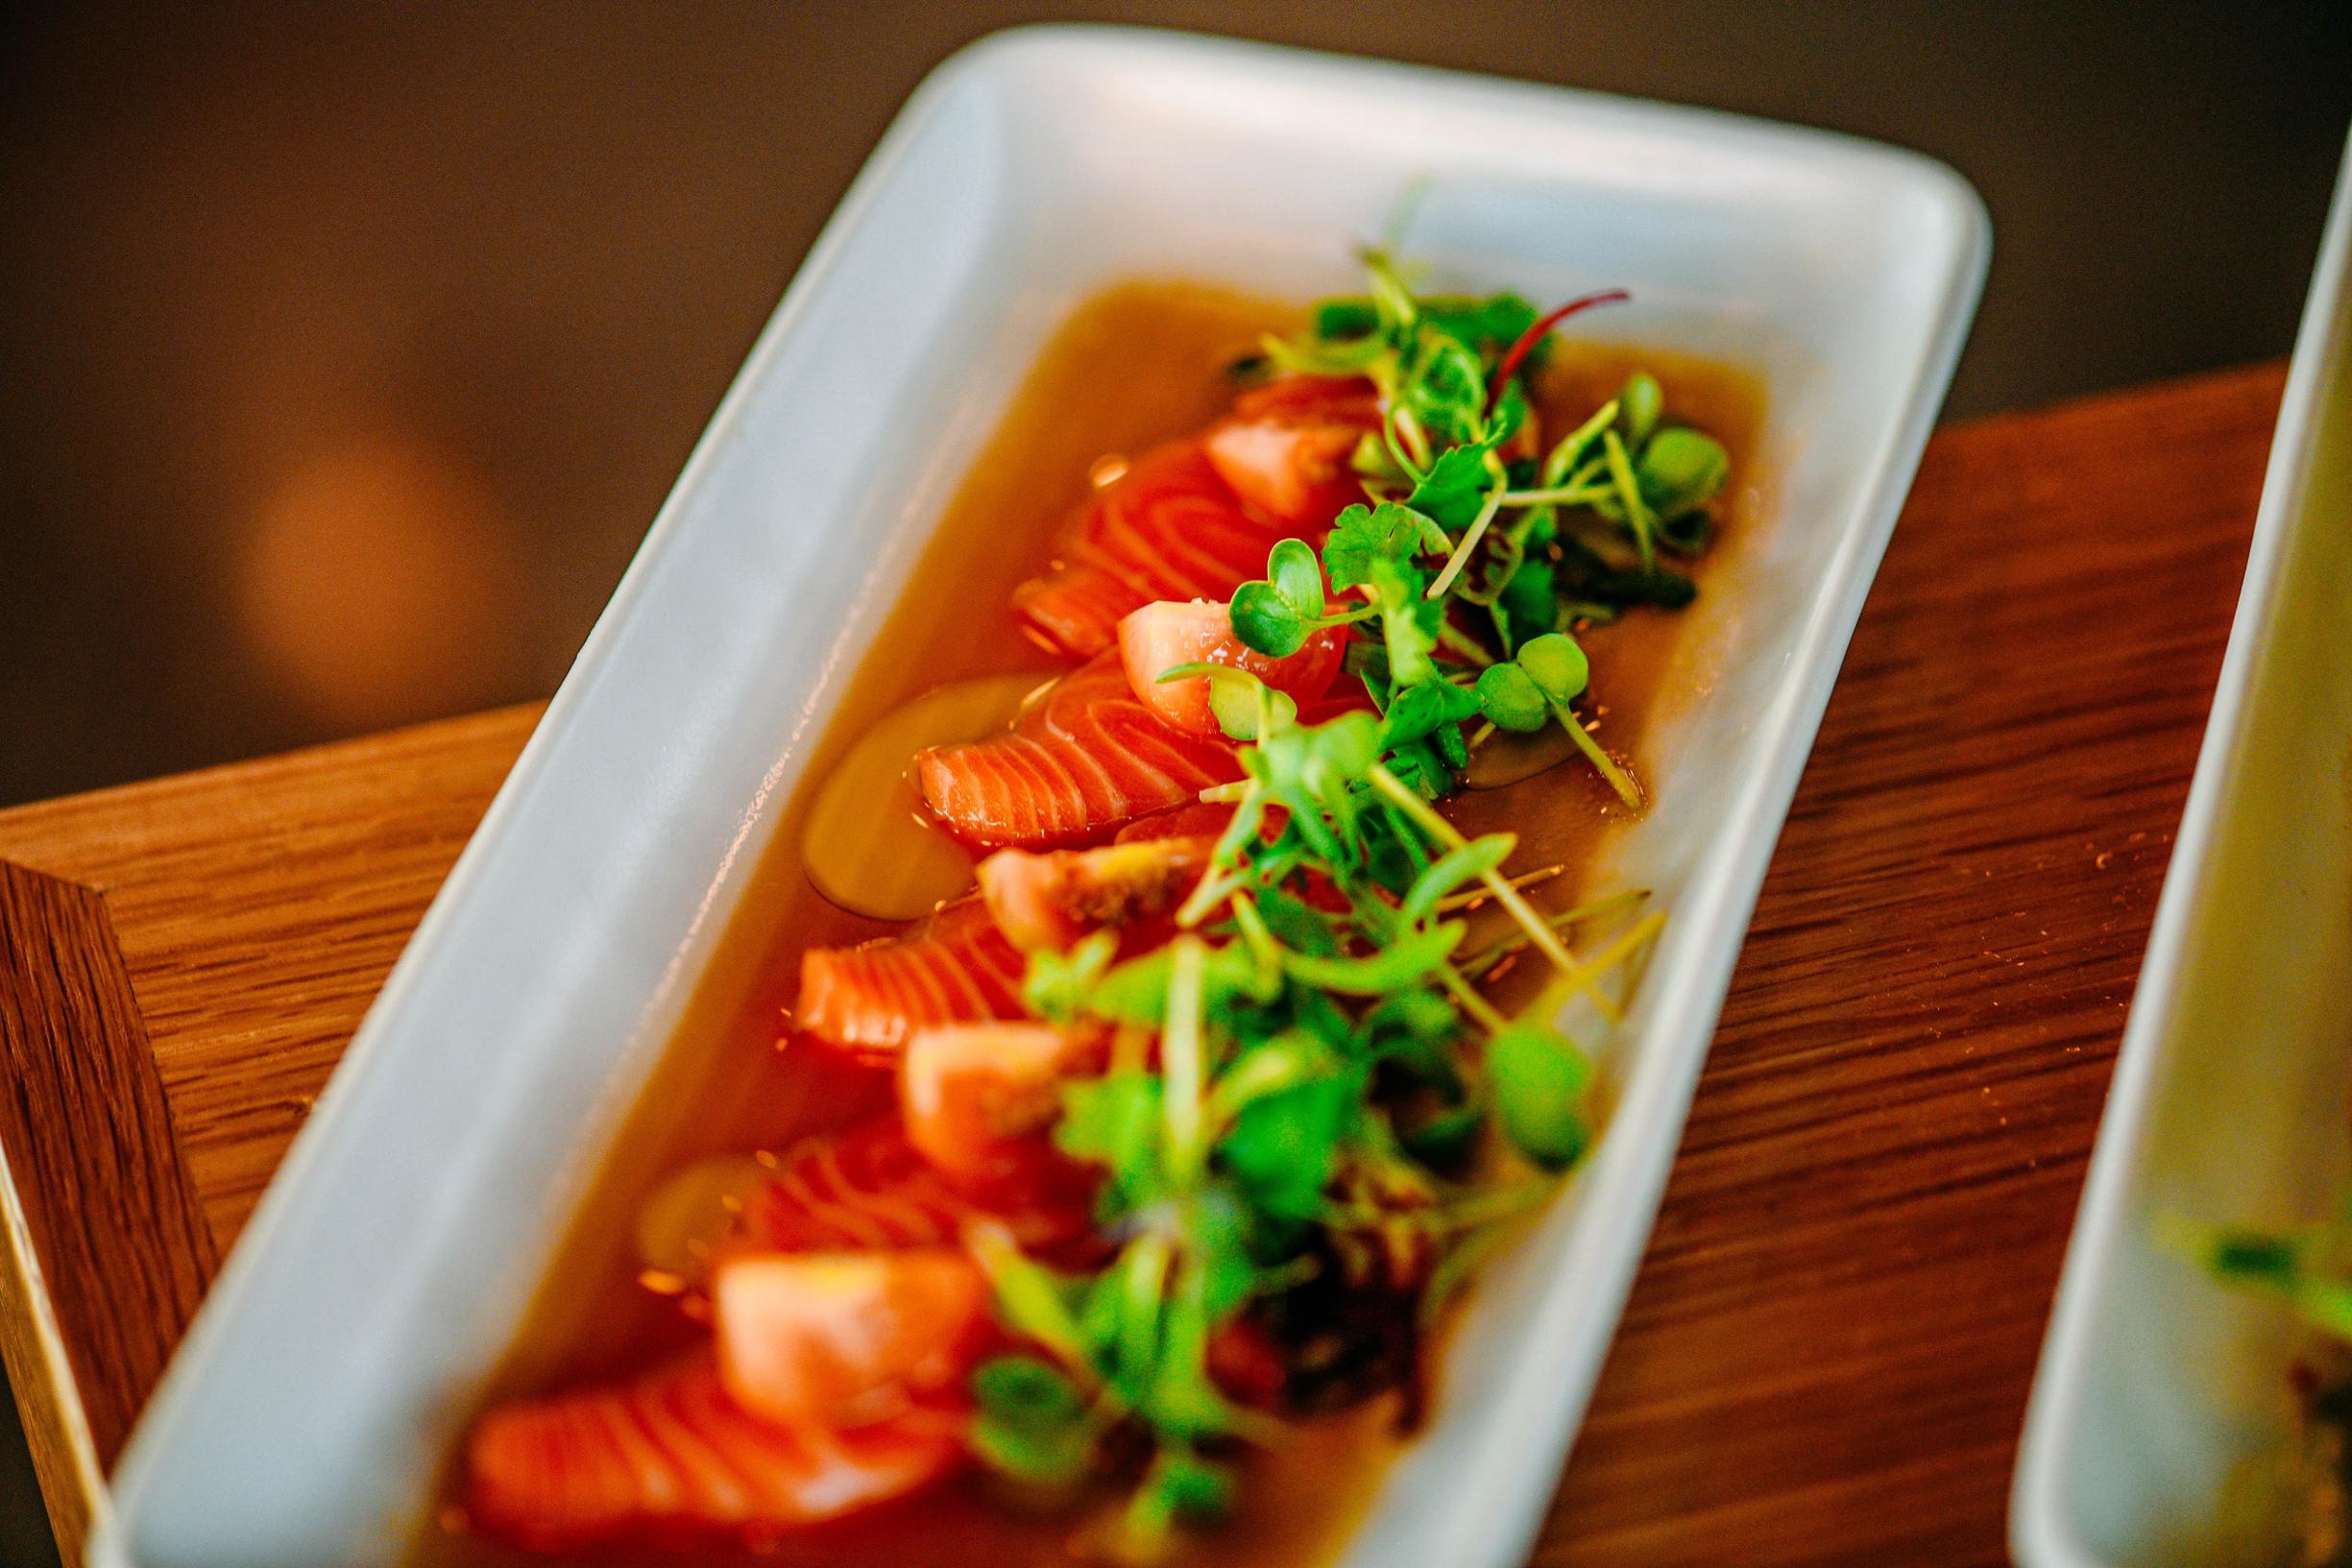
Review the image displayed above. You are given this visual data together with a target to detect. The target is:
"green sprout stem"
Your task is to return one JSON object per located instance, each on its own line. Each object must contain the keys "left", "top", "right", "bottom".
{"left": 1528, "top": 907, "right": 1667, "bottom": 1025}
{"left": 1433, "top": 861, "right": 1566, "bottom": 912}
{"left": 1224, "top": 891, "right": 1283, "bottom": 990}
{"left": 1500, "top": 482, "right": 1614, "bottom": 508}
{"left": 1162, "top": 937, "right": 1209, "bottom": 1181}
{"left": 1549, "top": 698, "right": 1641, "bottom": 809}
{"left": 1436, "top": 624, "right": 1495, "bottom": 667}
{"left": 966, "top": 1218, "right": 1094, "bottom": 1372}
{"left": 1367, "top": 762, "right": 1583, "bottom": 978}
{"left": 1541, "top": 399, "right": 1620, "bottom": 486}
{"left": 1601, "top": 429, "right": 1656, "bottom": 570}
{"left": 1425, "top": 479, "right": 1510, "bottom": 600}
{"left": 1390, "top": 404, "right": 1434, "bottom": 472}
{"left": 1436, "top": 961, "right": 1510, "bottom": 1034}
{"left": 1460, "top": 887, "right": 1651, "bottom": 977}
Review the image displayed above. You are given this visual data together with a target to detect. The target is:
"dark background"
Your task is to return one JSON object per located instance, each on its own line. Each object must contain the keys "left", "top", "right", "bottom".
{"left": 2, "top": 4, "right": 2347, "bottom": 1563}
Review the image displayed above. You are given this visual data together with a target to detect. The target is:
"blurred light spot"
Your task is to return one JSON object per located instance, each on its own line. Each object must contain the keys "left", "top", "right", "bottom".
{"left": 238, "top": 438, "right": 509, "bottom": 728}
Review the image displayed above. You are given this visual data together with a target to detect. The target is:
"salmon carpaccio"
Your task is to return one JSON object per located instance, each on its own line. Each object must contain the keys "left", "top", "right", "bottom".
{"left": 914, "top": 649, "right": 1245, "bottom": 851}
{"left": 795, "top": 897, "right": 1026, "bottom": 1061}
{"left": 799, "top": 374, "right": 1369, "bottom": 1051}
{"left": 449, "top": 362, "right": 1462, "bottom": 1556}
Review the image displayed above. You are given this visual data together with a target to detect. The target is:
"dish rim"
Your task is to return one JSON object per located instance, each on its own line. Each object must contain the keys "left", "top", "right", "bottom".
{"left": 2008, "top": 129, "right": 2352, "bottom": 1568}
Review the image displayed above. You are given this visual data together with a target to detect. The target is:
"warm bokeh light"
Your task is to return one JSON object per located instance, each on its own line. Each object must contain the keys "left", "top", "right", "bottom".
{"left": 237, "top": 438, "right": 512, "bottom": 729}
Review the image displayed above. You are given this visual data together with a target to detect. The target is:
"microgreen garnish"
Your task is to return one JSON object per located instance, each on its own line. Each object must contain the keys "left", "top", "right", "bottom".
{"left": 964, "top": 250, "right": 1734, "bottom": 1556}
{"left": 1230, "top": 253, "right": 1727, "bottom": 804}
{"left": 1487, "top": 288, "right": 1629, "bottom": 399}
{"left": 2183, "top": 1193, "right": 2352, "bottom": 1345}
{"left": 966, "top": 688, "right": 1670, "bottom": 1547}
{"left": 1231, "top": 538, "right": 1352, "bottom": 657}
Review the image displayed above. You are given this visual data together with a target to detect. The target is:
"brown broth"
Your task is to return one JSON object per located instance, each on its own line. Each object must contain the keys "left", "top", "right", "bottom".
{"left": 405, "top": 281, "right": 1767, "bottom": 1568}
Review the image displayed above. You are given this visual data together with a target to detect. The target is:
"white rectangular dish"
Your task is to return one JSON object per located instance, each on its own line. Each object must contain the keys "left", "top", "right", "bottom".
{"left": 93, "top": 26, "right": 1986, "bottom": 1568}
{"left": 2012, "top": 134, "right": 2352, "bottom": 1568}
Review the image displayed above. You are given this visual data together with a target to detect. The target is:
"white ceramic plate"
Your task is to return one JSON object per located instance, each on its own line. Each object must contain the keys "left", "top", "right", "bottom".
{"left": 2011, "top": 132, "right": 2352, "bottom": 1568}
{"left": 93, "top": 26, "right": 1986, "bottom": 1568}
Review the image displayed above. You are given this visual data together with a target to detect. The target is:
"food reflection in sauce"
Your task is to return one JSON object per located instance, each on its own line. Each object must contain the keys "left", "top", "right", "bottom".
{"left": 411, "top": 265, "right": 1765, "bottom": 1567}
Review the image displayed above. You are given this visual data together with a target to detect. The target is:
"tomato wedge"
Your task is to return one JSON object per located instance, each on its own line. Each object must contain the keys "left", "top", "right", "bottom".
{"left": 977, "top": 837, "right": 1213, "bottom": 953}
{"left": 1117, "top": 599, "right": 1345, "bottom": 737}
{"left": 1202, "top": 374, "right": 1381, "bottom": 524}
{"left": 900, "top": 1022, "right": 1107, "bottom": 1185}
{"left": 714, "top": 1249, "right": 989, "bottom": 1426}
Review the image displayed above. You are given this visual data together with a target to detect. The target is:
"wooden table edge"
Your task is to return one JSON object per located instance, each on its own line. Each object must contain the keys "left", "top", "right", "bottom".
{"left": 0, "top": 364, "right": 2292, "bottom": 1567}
{"left": 1, "top": 1139, "right": 108, "bottom": 1558}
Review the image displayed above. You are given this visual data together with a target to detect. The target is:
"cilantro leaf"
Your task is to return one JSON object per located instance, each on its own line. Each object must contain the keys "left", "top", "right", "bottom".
{"left": 1402, "top": 337, "right": 1490, "bottom": 447}
{"left": 1488, "top": 376, "right": 1533, "bottom": 447}
{"left": 1420, "top": 291, "right": 1540, "bottom": 357}
{"left": 1405, "top": 446, "right": 1495, "bottom": 534}
{"left": 1322, "top": 501, "right": 1440, "bottom": 590}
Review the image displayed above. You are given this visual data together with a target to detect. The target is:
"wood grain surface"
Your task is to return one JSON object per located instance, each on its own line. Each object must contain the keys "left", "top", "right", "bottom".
{"left": 0, "top": 861, "right": 212, "bottom": 1464}
{"left": 0, "top": 365, "right": 2285, "bottom": 1566}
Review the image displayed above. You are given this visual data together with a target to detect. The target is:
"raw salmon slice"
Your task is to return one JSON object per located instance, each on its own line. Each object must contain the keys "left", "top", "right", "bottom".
{"left": 1011, "top": 441, "right": 1297, "bottom": 660}
{"left": 796, "top": 895, "right": 1026, "bottom": 1060}
{"left": 1204, "top": 374, "right": 1381, "bottom": 526}
{"left": 729, "top": 1118, "right": 1088, "bottom": 1255}
{"left": 916, "top": 650, "right": 1242, "bottom": 851}
{"left": 464, "top": 1352, "right": 965, "bottom": 1551}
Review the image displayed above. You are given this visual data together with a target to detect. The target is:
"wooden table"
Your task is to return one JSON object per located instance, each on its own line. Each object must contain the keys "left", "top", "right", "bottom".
{"left": 0, "top": 365, "right": 2284, "bottom": 1566}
